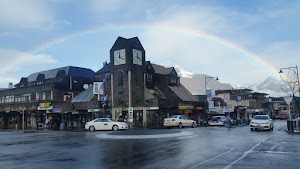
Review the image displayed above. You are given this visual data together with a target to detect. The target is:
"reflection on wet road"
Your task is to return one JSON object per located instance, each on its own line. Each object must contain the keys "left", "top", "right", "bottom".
{"left": 0, "top": 120, "right": 299, "bottom": 169}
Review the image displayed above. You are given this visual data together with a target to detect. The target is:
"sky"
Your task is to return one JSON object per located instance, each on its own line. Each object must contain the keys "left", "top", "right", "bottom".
{"left": 0, "top": 0, "right": 300, "bottom": 89}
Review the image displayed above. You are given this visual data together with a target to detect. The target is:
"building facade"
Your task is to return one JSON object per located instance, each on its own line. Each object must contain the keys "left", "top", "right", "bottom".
{"left": 0, "top": 66, "right": 95, "bottom": 129}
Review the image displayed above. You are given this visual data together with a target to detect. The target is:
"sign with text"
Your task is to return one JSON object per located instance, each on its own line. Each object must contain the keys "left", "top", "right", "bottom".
{"left": 37, "top": 102, "right": 52, "bottom": 110}
{"left": 93, "top": 82, "right": 103, "bottom": 95}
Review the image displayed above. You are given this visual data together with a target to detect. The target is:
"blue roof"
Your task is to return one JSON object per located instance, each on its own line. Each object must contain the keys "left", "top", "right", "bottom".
{"left": 26, "top": 66, "right": 95, "bottom": 82}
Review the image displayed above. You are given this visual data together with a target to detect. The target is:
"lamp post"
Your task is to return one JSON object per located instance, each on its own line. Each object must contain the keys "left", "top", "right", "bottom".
{"left": 279, "top": 65, "right": 300, "bottom": 96}
{"left": 204, "top": 76, "right": 219, "bottom": 95}
{"left": 22, "top": 108, "right": 24, "bottom": 131}
{"left": 279, "top": 65, "right": 300, "bottom": 119}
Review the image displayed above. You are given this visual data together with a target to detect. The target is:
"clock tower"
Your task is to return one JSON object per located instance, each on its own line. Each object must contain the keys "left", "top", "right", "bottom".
{"left": 110, "top": 37, "right": 145, "bottom": 123}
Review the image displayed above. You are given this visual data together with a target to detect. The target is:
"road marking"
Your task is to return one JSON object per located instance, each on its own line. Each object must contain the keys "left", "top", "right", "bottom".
{"left": 223, "top": 137, "right": 271, "bottom": 169}
{"left": 188, "top": 148, "right": 234, "bottom": 169}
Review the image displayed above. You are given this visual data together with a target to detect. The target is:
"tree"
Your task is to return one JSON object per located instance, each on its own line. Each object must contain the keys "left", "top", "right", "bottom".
{"left": 279, "top": 66, "right": 300, "bottom": 118}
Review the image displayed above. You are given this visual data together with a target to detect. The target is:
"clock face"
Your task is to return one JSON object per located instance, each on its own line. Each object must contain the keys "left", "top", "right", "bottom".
{"left": 132, "top": 49, "right": 142, "bottom": 65}
{"left": 114, "top": 49, "right": 126, "bottom": 65}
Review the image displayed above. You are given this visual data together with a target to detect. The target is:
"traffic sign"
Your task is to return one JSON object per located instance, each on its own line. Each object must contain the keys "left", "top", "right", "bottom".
{"left": 128, "top": 107, "right": 133, "bottom": 122}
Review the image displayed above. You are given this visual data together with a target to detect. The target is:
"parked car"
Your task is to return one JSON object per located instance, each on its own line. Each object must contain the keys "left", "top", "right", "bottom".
{"left": 208, "top": 117, "right": 224, "bottom": 126}
{"left": 85, "top": 118, "right": 128, "bottom": 131}
{"left": 208, "top": 116, "right": 229, "bottom": 126}
{"left": 250, "top": 115, "right": 273, "bottom": 131}
{"left": 163, "top": 115, "right": 196, "bottom": 128}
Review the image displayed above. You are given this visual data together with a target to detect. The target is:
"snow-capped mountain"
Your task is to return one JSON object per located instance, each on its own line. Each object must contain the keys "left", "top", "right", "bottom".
{"left": 248, "top": 77, "right": 289, "bottom": 97}
{"left": 174, "top": 65, "right": 194, "bottom": 78}
{"left": 174, "top": 65, "right": 290, "bottom": 97}
{"left": 174, "top": 65, "right": 233, "bottom": 95}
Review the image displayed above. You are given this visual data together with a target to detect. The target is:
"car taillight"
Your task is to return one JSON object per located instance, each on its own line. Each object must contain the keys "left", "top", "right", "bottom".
{"left": 172, "top": 119, "right": 176, "bottom": 121}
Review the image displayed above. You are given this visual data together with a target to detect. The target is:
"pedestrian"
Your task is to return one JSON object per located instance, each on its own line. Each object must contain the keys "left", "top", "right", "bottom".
{"left": 45, "top": 118, "right": 49, "bottom": 130}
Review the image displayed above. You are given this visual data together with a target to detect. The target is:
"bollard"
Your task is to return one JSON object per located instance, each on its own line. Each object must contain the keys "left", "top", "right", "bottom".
{"left": 291, "top": 121, "right": 294, "bottom": 132}
{"left": 15, "top": 124, "right": 18, "bottom": 130}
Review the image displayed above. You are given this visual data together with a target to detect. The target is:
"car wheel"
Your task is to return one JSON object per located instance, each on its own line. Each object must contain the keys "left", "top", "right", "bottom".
{"left": 178, "top": 123, "right": 183, "bottom": 129}
{"left": 112, "top": 125, "right": 119, "bottom": 131}
{"left": 192, "top": 122, "right": 196, "bottom": 128}
{"left": 89, "top": 126, "right": 95, "bottom": 131}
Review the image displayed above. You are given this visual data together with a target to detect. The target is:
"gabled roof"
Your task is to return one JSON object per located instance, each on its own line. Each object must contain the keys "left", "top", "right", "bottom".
{"left": 152, "top": 64, "right": 174, "bottom": 75}
{"left": 25, "top": 66, "right": 95, "bottom": 82}
{"left": 144, "top": 61, "right": 155, "bottom": 73}
{"left": 168, "top": 85, "right": 198, "bottom": 102}
{"left": 96, "top": 63, "right": 112, "bottom": 74}
{"left": 110, "top": 36, "right": 145, "bottom": 51}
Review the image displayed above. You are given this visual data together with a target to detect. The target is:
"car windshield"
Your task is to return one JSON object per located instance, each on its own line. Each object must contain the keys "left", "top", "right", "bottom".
{"left": 170, "top": 115, "right": 179, "bottom": 118}
{"left": 253, "top": 116, "right": 268, "bottom": 120}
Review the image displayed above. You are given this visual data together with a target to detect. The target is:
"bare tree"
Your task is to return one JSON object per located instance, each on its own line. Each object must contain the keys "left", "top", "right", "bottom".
{"left": 279, "top": 66, "right": 300, "bottom": 118}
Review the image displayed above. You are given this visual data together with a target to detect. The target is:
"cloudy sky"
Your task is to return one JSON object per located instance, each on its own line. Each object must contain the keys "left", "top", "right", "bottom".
{"left": 0, "top": 0, "right": 299, "bottom": 88}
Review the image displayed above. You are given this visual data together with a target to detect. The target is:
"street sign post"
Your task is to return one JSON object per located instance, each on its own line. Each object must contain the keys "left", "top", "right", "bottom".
{"left": 128, "top": 107, "right": 133, "bottom": 123}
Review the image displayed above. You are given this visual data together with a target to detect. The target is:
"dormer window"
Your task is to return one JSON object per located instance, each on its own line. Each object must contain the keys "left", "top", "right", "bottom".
{"left": 56, "top": 70, "right": 66, "bottom": 78}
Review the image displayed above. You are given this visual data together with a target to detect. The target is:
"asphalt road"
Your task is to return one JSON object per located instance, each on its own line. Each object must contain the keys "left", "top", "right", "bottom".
{"left": 0, "top": 120, "right": 299, "bottom": 169}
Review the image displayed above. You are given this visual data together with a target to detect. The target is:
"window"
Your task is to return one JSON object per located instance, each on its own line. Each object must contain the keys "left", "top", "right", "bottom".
{"left": 5, "top": 96, "right": 14, "bottom": 103}
{"left": 146, "top": 73, "right": 153, "bottom": 80}
{"left": 171, "top": 77, "right": 176, "bottom": 84}
{"left": 0, "top": 97, "right": 4, "bottom": 103}
{"left": 102, "top": 119, "right": 108, "bottom": 122}
{"left": 36, "top": 91, "right": 51, "bottom": 101}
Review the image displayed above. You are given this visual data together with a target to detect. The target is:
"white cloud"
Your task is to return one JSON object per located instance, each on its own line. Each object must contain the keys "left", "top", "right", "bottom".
{"left": 0, "top": 0, "right": 55, "bottom": 30}
{"left": 0, "top": 48, "right": 58, "bottom": 75}
{"left": 261, "top": 41, "right": 300, "bottom": 68}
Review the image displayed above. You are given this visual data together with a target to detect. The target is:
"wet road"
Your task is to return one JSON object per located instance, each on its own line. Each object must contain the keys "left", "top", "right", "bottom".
{"left": 0, "top": 120, "right": 299, "bottom": 169}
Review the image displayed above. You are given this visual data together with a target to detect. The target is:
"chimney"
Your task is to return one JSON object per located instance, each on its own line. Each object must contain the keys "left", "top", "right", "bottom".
{"left": 8, "top": 82, "right": 13, "bottom": 89}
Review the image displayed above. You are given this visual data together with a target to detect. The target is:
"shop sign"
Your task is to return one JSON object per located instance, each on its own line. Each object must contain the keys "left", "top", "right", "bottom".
{"left": 37, "top": 102, "right": 52, "bottom": 110}
{"left": 88, "top": 109, "right": 101, "bottom": 112}
{"left": 209, "top": 107, "right": 223, "bottom": 113}
{"left": 53, "top": 108, "right": 62, "bottom": 113}
{"left": 179, "top": 105, "right": 194, "bottom": 110}
{"left": 223, "top": 108, "right": 234, "bottom": 113}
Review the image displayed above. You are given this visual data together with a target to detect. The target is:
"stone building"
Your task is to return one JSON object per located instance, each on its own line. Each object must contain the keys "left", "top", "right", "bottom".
{"left": 0, "top": 66, "right": 95, "bottom": 129}
{"left": 0, "top": 36, "right": 204, "bottom": 130}
{"left": 94, "top": 37, "right": 203, "bottom": 128}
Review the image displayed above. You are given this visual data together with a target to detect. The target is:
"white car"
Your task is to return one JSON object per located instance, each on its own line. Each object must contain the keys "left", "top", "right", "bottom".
{"left": 85, "top": 118, "right": 128, "bottom": 131}
{"left": 250, "top": 115, "right": 273, "bottom": 131}
{"left": 163, "top": 115, "right": 196, "bottom": 128}
{"left": 208, "top": 116, "right": 228, "bottom": 126}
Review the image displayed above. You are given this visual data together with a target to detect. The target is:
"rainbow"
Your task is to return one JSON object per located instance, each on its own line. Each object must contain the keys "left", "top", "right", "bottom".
{"left": 1, "top": 22, "right": 281, "bottom": 77}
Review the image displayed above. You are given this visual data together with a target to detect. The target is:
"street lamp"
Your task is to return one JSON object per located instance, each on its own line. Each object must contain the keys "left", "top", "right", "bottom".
{"left": 279, "top": 65, "right": 300, "bottom": 119}
{"left": 204, "top": 76, "right": 219, "bottom": 95}
{"left": 279, "top": 65, "right": 300, "bottom": 96}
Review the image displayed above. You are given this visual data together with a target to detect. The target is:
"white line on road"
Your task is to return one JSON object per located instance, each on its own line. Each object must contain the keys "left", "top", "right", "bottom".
{"left": 223, "top": 137, "right": 271, "bottom": 169}
{"left": 188, "top": 148, "right": 234, "bottom": 169}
